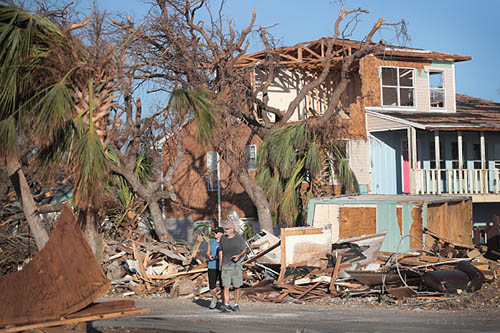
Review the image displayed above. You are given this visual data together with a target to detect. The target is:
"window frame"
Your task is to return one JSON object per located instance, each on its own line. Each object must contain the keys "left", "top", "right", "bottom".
{"left": 429, "top": 70, "right": 445, "bottom": 109}
{"left": 206, "top": 151, "right": 219, "bottom": 192}
{"left": 246, "top": 144, "right": 257, "bottom": 172}
{"left": 380, "top": 66, "right": 416, "bottom": 108}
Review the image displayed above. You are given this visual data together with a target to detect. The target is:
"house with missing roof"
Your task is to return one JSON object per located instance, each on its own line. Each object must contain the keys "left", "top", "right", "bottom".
{"left": 241, "top": 38, "right": 500, "bottom": 241}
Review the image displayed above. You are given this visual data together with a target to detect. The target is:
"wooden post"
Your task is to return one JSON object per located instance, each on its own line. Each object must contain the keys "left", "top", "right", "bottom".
{"left": 480, "top": 131, "right": 486, "bottom": 193}
{"left": 411, "top": 127, "right": 417, "bottom": 194}
{"left": 435, "top": 131, "right": 441, "bottom": 194}
{"left": 278, "top": 228, "right": 286, "bottom": 282}
{"left": 328, "top": 254, "right": 342, "bottom": 294}
{"left": 458, "top": 131, "right": 463, "bottom": 193}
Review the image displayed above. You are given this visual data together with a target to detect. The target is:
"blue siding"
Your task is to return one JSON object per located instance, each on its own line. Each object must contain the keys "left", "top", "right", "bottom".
{"left": 370, "top": 132, "right": 405, "bottom": 194}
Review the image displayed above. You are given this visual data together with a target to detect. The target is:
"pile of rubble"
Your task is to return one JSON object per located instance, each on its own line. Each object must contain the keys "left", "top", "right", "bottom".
{"left": 102, "top": 227, "right": 500, "bottom": 308}
{"left": 103, "top": 233, "right": 210, "bottom": 298}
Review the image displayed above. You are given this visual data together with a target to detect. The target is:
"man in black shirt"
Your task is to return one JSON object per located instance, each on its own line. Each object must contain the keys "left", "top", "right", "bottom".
{"left": 218, "top": 220, "right": 247, "bottom": 312}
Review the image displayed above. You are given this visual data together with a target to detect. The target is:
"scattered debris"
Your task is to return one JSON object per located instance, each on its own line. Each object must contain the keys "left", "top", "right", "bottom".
{"left": 0, "top": 206, "right": 149, "bottom": 332}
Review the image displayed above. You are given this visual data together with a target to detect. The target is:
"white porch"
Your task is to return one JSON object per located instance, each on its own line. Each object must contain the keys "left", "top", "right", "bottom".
{"left": 407, "top": 128, "right": 500, "bottom": 202}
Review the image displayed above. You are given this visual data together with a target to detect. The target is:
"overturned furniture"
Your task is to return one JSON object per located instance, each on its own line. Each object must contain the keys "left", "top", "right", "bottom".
{"left": 0, "top": 206, "right": 149, "bottom": 332}
{"left": 307, "top": 194, "right": 473, "bottom": 252}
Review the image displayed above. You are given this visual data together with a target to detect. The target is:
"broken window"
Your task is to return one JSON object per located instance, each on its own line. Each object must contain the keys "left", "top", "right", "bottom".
{"left": 381, "top": 67, "right": 415, "bottom": 107}
{"left": 206, "top": 151, "right": 219, "bottom": 191}
{"left": 430, "top": 71, "right": 445, "bottom": 108}
{"left": 246, "top": 144, "right": 257, "bottom": 172}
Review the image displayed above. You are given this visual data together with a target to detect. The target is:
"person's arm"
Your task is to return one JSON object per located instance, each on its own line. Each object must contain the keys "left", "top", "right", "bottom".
{"left": 218, "top": 240, "right": 223, "bottom": 270}
{"left": 231, "top": 248, "right": 247, "bottom": 262}
{"left": 218, "top": 248, "right": 223, "bottom": 270}
{"left": 206, "top": 239, "right": 212, "bottom": 259}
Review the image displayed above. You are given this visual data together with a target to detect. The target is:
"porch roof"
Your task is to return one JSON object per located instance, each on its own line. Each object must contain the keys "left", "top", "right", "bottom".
{"left": 367, "top": 94, "right": 500, "bottom": 131}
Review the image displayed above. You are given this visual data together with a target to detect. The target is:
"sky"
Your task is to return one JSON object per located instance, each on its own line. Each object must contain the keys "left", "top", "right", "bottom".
{"left": 77, "top": 0, "right": 500, "bottom": 102}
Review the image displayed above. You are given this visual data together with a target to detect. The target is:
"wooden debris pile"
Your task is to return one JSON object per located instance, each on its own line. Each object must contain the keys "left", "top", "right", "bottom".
{"left": 241, "top": 230, "right": 500, "bottom": 305}
{"left": 103, "top": 227, "right": 500, "bottom": 309}
{"left": 103, "top": 234, "right": 210, "bottom": 298}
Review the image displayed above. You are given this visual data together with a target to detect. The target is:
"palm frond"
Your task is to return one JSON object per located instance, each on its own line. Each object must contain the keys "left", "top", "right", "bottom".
{"left": 34, "top": 82, "right": 73, "bottom": 144}
{"left": 279, "top": 144, "right": 297, "bottom": 179}
{"left": 255, "top": 166, "right": 271, "bottom": 189}
{"left": 256, "top": 139, "right": 269, "bottom": 168}
{"left": 331, "top": 143, "right": 359, "bottom": 194}
{"left": 279, "top": 157, "right": 306, "bottom": 226}
{"left": 305, "top": 141, "right": 322, "bottom": 178}
{"left": 134, "top": 151, "right": 154, "bottom": 186}
{"left": 70, "top": 128, "right": 109, "bottom": 207}
{"left": 292, "top": 122, "right": 307, "bottom": 151}
{"left": 168, "top": 88, "right": 218, "bottom": 145}
{"left": 267, "top": 173, "right": 283, "bottom": 213}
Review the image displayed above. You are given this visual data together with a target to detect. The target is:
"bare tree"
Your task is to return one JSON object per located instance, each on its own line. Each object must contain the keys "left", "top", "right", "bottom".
{"left": 112, "top": 1, "right": 407, "bottom": 233}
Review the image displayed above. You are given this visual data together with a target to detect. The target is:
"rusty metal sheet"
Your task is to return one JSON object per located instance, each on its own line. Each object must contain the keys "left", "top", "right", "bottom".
{"left": 0, "top": 206, "right": 110, "bottom": 327}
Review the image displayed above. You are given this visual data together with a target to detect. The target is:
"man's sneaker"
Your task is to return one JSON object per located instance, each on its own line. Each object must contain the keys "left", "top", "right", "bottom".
{"left": 220, "top": 304, "right": 230, "bottom": 312}
{"left": 209, "top": 298, "right": 217, "bottom": 309}
{"left": 232, "top": 304, "right": 240, "bottom": 312}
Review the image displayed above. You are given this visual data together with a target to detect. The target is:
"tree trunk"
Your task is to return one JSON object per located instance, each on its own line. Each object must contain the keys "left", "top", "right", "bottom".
{"left": 6, "top": 154, "right": 49, "bottom": 250}
{"left": 237, "top": 172, "right": 274, "bottom": 233}
{"left": 149, "top": 200, "right": 170, "bottom": 241}
{"left": 80, "top": 208, "right": 103, "bottom": 261}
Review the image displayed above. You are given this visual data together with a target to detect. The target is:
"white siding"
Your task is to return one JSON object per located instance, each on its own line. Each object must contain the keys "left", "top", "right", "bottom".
{"left": 423, "top": 63, "right": 456, "bottom": 113}
{"left": 415, "top": 70, "right": 429, "bottom": 112}
{"left": 348, "top": 139, "right": 371, "bottom": 187}
{"left": 366, "top": 113, "right": 407, "bottom": 132}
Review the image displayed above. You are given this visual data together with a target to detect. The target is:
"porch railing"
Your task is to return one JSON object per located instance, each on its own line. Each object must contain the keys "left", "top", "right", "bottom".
{"left": 414, "top": 169, "right": 500, "bottom": 195}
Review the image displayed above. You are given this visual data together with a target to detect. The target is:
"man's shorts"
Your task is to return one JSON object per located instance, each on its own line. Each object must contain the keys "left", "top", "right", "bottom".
{"left": 221, "top": 263, "right": 243, "bottom": 288}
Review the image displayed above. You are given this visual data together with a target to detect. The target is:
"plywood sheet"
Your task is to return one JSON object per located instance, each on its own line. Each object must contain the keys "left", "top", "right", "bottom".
{"left": 425, "top": 199, "right": 472, "bottom": 248}
{"left": 410, "top": 207, "right": 423, "bottom": 249}
{"left": 0, "top": 206, "right": 110, "bottom": 327}
{"left": 339, "top": 207, "right": 376, "bottom": 239}
{"left": 396, "top": 207, "right": 403, "bottom": 235}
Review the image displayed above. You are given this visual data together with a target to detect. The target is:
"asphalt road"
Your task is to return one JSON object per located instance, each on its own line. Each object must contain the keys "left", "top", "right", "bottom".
{"left": 91, "top": 297, "right": 500, "bottom": 333}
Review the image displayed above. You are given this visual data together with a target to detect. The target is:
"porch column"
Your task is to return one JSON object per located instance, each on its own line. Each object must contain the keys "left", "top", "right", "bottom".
{"left": 435, "top": 131, "right": 441, "bottom": 194}
{"left": 458, "top": 131, "right": 463, "bottom": 193}
{"left": 410, "top": 127, "right": 417, "bottom": 194}
{"left": 481, "top": 131, "right": 486, "bottom": 193}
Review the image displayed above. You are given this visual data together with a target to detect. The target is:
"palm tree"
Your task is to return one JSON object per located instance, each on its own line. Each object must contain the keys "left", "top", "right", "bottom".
{"left": 0, "top": 2, "right": 111, "bottom": 251}
{"left": 256, "top": 122, "right": 358, "bottom": 227}
{"left": 0, "top": 1, "right": 67, "bottom": 249}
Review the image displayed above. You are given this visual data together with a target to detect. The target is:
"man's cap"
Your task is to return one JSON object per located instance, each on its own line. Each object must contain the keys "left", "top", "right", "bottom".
{"left": 213, "top": 227, "right": 224, "bottom": 234}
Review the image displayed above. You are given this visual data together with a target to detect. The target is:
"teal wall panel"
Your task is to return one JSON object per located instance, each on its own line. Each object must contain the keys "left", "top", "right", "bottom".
{"left": 376, "top": 203, "right": 400, "bottom": 252}
{"left": 401, "top": 203, "right": 413, "bottom": 252}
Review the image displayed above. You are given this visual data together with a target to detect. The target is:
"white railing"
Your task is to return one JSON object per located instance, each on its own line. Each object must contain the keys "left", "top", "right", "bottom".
{"left": 414, "top": 169, "right": 500, "bottom": 195}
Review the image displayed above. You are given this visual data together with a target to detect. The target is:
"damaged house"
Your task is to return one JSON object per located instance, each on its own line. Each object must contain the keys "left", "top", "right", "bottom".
{"left": 164, "top": 37, "right": 500, "bottom": 249}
